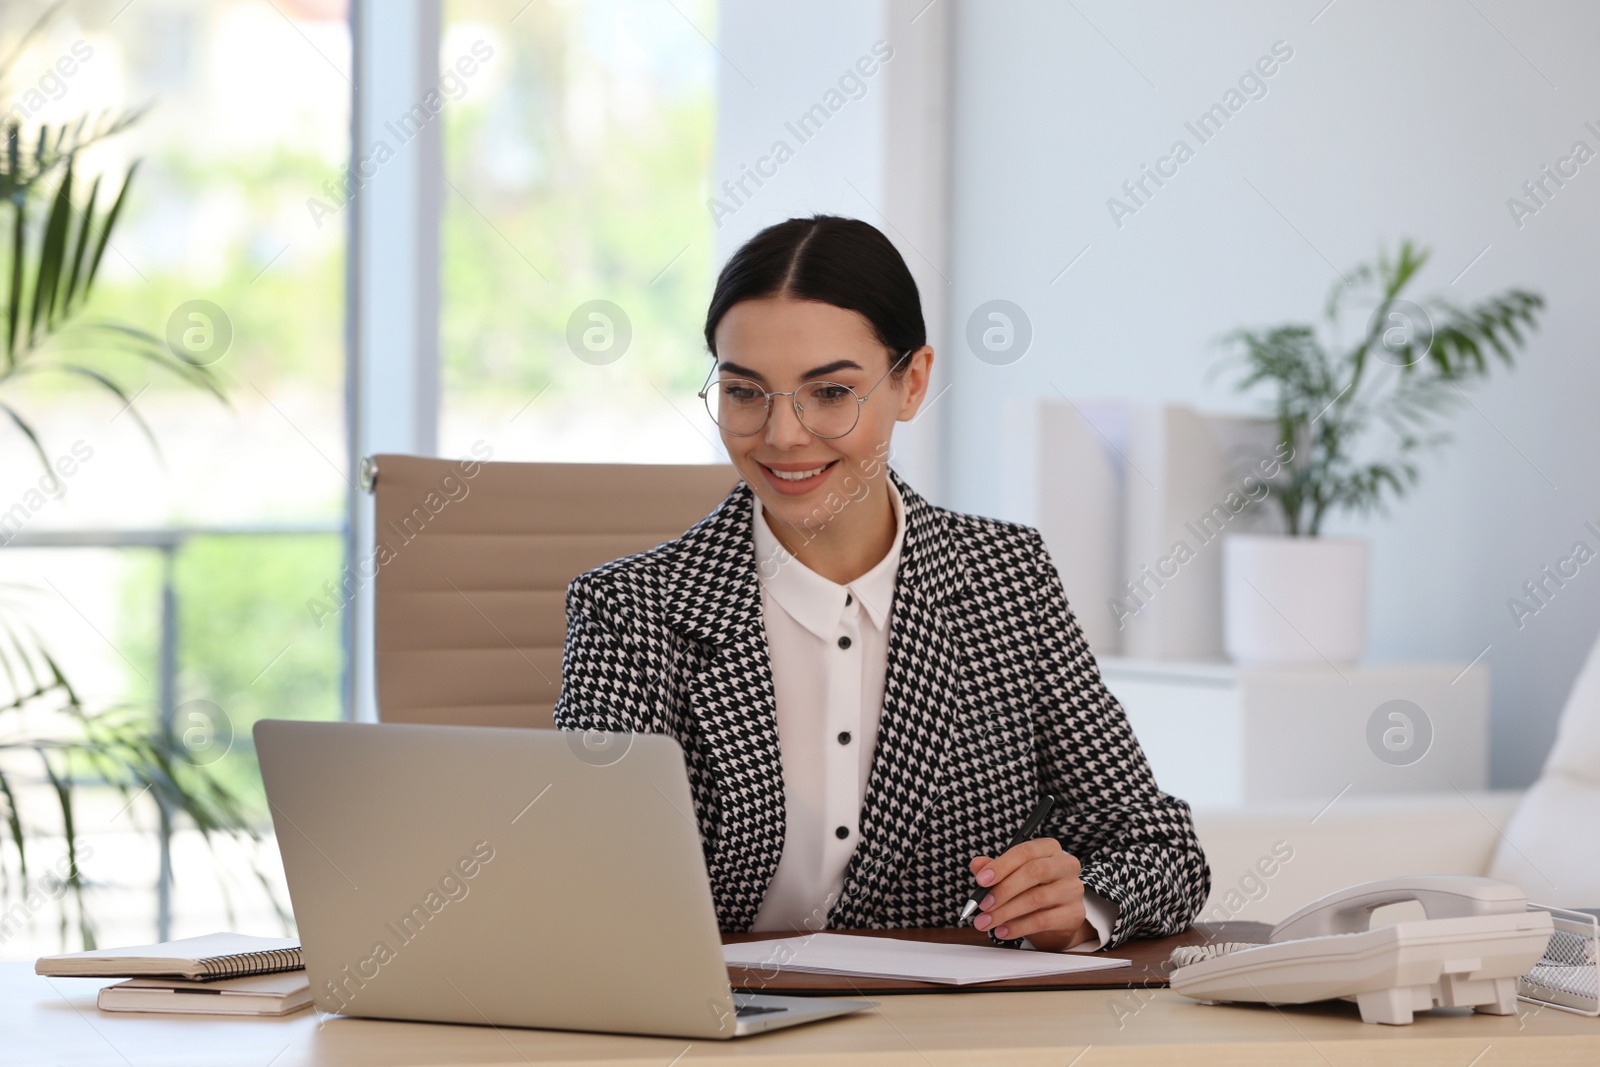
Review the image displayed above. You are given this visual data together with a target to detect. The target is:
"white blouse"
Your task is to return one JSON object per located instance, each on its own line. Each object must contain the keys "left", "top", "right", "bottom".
{"left": 747, "top": 481, "right": 1118, "bottom": 950}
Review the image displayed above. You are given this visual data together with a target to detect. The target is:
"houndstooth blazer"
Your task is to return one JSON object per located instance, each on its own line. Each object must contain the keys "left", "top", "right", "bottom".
{"left": 552, "top": 469, "right": 1210, "bottom": 948}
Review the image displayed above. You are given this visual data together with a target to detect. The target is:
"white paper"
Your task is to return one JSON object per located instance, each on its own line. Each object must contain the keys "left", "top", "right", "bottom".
{"left": 723, "top": 933, "right": 1131, "bottom": 985}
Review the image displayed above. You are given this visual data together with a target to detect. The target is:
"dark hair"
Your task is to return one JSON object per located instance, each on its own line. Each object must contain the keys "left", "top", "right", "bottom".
{"left": 703, "top": 215, "right": 924, "bottom": 378}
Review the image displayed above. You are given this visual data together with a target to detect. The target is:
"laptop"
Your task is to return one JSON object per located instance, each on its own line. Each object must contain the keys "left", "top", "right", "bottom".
{"left": 253, "top": 719, "right": 874, "bottom": 1039}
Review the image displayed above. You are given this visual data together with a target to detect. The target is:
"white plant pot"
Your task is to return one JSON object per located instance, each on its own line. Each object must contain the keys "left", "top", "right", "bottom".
{"left": 1223, "top": 533, "right": 1370, "bottom": 666}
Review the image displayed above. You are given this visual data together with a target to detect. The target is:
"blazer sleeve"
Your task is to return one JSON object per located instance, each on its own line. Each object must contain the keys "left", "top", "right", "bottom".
{"left": 550, "top": 569, "right": 665, "bottom": 735}
{"left": 1024, "top": 528, "right": 1211, "bottom": 947}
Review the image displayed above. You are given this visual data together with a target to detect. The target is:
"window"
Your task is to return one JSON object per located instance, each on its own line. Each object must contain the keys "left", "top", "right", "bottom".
{"left": 0, "top": 0, "right": 348, "bottom": 956}
{"left": 438, "top": 0, "right": 721, "bottom": 464}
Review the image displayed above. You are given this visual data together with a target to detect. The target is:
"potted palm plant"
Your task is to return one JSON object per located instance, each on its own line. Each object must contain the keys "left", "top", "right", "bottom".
{"left": 1, "top": 4, "right": 260, "bottom": 950}
{"left": 1216, "top": 240, "right": 1544, "bottom": 665}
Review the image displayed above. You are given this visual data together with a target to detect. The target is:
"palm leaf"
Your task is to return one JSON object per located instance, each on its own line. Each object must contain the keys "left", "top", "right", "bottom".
{"left": 33, "top": 639, "right": 82, "bottom": 708}
{"left": 69, "top": 320, "right": 230, "bottom": 404}
{"left": 59, "top": 173, "right": 98, "bottom": 319}
{"left": 16, "top": 361, "right": 163, "bottom": 460}
{"left": 37, "top": 746, "right": 93, "bottom": 950}
{"left": 5, "top": 137, "right": 22, "bottom": 364}
{"left": 0, "top": 766, "right": 28, "bottom": 887}
{"left": 82, "top": 161, "right": 138, "bottom": 301}
{"left": 0, "top": 401, "right": 51, "bottom": 479}
{"left": 27, "top": 156, "right": 75, "bottom": 348}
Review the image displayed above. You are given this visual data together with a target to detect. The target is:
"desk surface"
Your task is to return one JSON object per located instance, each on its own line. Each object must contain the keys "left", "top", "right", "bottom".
{"left": 10, "top": 961, "right": 1599, "bottom": 1067}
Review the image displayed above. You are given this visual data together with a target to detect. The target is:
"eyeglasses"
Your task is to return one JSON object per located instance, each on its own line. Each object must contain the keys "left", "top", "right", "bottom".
{"left": 697, "top": 349, "right": 913, "bottom": 439}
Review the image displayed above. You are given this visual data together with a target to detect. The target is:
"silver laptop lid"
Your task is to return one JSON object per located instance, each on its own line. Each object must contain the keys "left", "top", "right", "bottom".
{"left": 254, "top": 720, "right": 743, "bottom": 1038}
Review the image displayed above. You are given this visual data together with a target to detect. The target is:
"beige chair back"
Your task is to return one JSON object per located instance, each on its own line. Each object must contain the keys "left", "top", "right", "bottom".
{"left": 368, "top": 455, "right": 737, "bottom": 729}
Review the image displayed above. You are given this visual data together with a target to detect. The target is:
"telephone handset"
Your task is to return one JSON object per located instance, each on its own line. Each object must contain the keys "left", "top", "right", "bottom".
{"left": 1270, "top": 875, "right": 1527, "bottom": 939}
{"left": 1171, "top": 875, "right": 1555, "bottom": 1025}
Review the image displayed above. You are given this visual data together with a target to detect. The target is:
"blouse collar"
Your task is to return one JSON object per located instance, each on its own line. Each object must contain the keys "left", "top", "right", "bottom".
{"left": 750, "top": 477, "right": 905, "bottom": 637}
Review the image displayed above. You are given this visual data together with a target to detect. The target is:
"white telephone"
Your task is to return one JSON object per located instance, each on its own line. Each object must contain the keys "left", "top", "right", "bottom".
{"left": 1170, "top": 875, "right": 1555, "bottom": 1025}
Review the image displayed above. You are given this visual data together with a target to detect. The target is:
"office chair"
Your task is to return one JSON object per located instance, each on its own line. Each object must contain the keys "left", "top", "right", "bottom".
{"left": 364, "top": 454, "right": 737, "bottom": 729}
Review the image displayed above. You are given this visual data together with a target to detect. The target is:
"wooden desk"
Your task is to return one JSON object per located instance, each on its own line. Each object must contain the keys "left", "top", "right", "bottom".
{"left": 10, "top": 960, "right": 1598, "bottom": 1066}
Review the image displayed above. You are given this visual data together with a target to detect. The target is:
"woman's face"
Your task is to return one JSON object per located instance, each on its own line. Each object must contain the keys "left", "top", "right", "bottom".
{"left": 710, "top": 296, "right": 932, "bottom": 531}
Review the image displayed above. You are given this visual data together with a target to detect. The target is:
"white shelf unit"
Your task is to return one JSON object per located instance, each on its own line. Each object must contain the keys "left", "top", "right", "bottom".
{"left": 1099, "top": 658, "right": 1490, "bottom": 809}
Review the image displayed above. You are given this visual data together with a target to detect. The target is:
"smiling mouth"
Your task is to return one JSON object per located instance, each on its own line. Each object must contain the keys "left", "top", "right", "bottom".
{"left": 760, "top": 460, "right": 837, "bottom": 481}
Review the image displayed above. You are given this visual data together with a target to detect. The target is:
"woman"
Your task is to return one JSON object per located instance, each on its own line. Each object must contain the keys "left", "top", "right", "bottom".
{"left": 553, "top": 215, "right": 1208, "bottom": 951}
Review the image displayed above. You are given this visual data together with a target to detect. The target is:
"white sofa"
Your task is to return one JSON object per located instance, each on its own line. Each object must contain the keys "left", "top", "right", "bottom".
{"left": 1488, "top": 629, "right": 1600, "bottom": 910}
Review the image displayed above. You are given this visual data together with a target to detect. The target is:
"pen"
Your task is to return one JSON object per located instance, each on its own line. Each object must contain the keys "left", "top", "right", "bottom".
{"left": 959, "top": 793, "right": 1056, "bottom": 923}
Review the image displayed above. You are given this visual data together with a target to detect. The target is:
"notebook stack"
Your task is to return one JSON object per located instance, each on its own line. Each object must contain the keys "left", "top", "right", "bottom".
{"left": 37, "top": 932, "right": 311, "bottom": 1016}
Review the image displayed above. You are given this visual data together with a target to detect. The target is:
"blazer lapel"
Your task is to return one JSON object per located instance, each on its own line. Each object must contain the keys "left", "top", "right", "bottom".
{"left": 832, "top": 469, "right": 972, "bottom": 926}
{"left": 661, "top": 481, "right": 786, "bottom": 932}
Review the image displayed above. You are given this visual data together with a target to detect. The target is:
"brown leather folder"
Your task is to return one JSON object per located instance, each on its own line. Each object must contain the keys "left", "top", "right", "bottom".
{"left": 723, "top": 922, "right": 1272, "bottom": 995}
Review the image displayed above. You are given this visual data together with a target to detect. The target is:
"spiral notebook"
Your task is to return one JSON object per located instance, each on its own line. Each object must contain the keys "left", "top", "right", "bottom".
{"left": 37, "top": 933, "right": 302, "bottom": 982}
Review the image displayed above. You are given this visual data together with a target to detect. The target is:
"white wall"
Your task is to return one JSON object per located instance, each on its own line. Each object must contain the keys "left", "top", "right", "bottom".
{"left": 942, "top": 0, "right": 1600, "bottom": 787}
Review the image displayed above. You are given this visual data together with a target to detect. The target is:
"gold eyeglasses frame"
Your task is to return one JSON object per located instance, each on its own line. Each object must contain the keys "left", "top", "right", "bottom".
{"left": 696, "top": 348, "right": 916, "bottom": 439}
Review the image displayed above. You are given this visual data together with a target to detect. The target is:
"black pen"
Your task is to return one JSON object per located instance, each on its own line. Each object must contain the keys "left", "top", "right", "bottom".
{"left": 959, "top": 793, "right": 1056, "bottom": 923}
